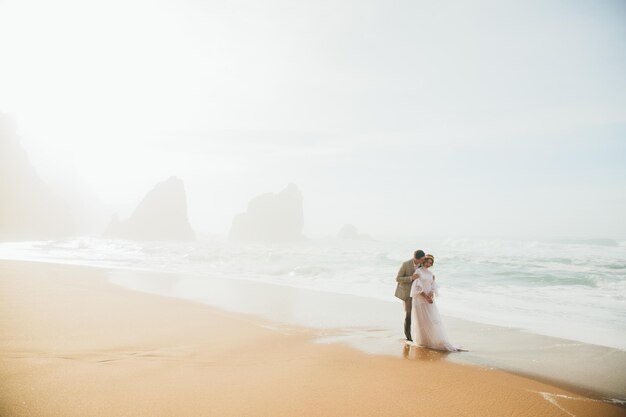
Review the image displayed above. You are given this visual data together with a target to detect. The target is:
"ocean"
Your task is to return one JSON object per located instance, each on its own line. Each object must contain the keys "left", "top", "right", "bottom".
{"left": 1, "top": 235, "right": 624, "bottom": 350}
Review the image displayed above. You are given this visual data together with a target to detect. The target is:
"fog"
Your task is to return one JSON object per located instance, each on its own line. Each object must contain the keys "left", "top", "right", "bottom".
{"left": 1, "top": 0, "right": 625, "bottom": 239}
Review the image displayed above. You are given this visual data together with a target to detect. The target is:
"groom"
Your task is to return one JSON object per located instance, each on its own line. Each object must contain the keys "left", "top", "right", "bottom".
{"left": 395, "top": 249, "right": 425, "bottom": 341}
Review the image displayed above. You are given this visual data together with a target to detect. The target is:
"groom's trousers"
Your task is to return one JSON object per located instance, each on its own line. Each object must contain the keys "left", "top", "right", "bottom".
{"left": 404, "top": 298, "right": 412, "bottom": 341}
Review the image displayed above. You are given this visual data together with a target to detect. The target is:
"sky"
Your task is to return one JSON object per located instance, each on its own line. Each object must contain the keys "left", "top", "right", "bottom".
{"left": 0, "top": 0, "right": 625, "bottom": 238}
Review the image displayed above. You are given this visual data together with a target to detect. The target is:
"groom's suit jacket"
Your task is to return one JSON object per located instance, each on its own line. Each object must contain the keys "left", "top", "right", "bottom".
{"left": 395, "top": 259, "right": 417, "bottom": 301}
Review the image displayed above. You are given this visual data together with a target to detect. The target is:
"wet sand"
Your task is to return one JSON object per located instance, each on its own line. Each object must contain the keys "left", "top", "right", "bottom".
{"left": 107, "top": 266, "right": 626, "bottom": 401}
{"left": 0, "top": 260, "right": 624, "bottom": 417}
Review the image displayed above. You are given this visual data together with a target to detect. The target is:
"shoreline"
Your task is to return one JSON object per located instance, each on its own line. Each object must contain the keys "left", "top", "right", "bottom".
{"left": 0, "top": 259, "right": 624, "bottom": 416}
{"left": 1, "top": 236, "right": 624, "bottom": 352}
{"left": 1, "top": 257, "right": 625, "bottom": 402}
{"left": 105, "top": 264, "right": 626, "bottom": 402}
{"left": 0, "top": 236, "right": 626, "bottom": 351}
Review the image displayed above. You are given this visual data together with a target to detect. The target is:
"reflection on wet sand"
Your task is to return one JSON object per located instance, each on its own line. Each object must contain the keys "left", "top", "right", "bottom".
{"left": 402, "top": 343, "right": 449, "bottom": 361}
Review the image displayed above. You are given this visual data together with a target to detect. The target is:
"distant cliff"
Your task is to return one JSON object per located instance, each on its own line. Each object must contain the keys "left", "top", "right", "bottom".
{"left": 0, "top": 115, "right": 74, "bottom": 240}
{"left": 230, "top": 184, "right": 304, "bottom": 241}
{"left": 104, "top": 176, "right": 195, "bottom": 241}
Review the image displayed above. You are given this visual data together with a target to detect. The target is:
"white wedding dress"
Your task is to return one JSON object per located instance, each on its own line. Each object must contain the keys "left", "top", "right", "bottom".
{"left": 409, "top": 267, "right": 461, "bottom": 352}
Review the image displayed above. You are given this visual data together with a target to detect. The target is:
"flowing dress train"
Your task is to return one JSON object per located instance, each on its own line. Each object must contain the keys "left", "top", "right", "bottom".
{"left": 409, "top": 267, "right": 461, "bottom": 352}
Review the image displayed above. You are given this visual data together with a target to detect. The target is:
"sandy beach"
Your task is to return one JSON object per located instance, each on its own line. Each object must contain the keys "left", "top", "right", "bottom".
{"left": 0, "top": 260, "right": 624, "bottom": 417}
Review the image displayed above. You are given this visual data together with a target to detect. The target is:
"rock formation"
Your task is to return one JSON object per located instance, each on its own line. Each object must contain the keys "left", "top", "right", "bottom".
{"left": 0, "top": 114, "right": 74, "bottom": 240}
{"left": 229, "top": 184, "right": 304, "bottom": 241}
{"left": 337, "top": 224, "right": 372, "bottom": 240}
{"left": 104, "top": 176, "right": 195, "bottom": 241}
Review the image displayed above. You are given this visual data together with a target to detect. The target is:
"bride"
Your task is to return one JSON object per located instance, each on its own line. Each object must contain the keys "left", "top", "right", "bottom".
{"left": 409, "top": 254, "right": 463, "bottom": 352}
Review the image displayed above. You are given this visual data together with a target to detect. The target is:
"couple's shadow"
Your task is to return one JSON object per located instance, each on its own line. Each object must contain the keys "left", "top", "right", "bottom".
{"left": 402, "top": 343, "right": 450, "bottom": 361}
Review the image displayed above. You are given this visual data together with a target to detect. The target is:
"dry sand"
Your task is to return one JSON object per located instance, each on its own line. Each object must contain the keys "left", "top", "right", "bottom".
{"left": 0, "top": 260, "right": 623, "bottom": 417}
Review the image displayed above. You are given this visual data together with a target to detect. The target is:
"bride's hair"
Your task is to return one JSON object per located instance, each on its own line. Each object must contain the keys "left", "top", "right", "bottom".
{"left": 424, "top": 254, "right": 435, "bottom": 264}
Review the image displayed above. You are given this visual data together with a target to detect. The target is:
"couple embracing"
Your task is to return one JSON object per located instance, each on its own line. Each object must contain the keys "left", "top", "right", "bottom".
{"left": 395, "top": 250, "right": 463, "bottom": 352}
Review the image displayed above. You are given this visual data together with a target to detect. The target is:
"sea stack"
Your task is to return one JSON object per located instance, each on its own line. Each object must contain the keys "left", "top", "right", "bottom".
{"left": 104, "top": 176, "right": 195, "bottom": 241}
{"left": 0, "top": 114, "right": 74, "bottom": 240}
{"left": 229, "top": 183, "right": 304, "bottom": 242}
{"left": 337, "top": 224, "right": 372, "bottom": 240}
